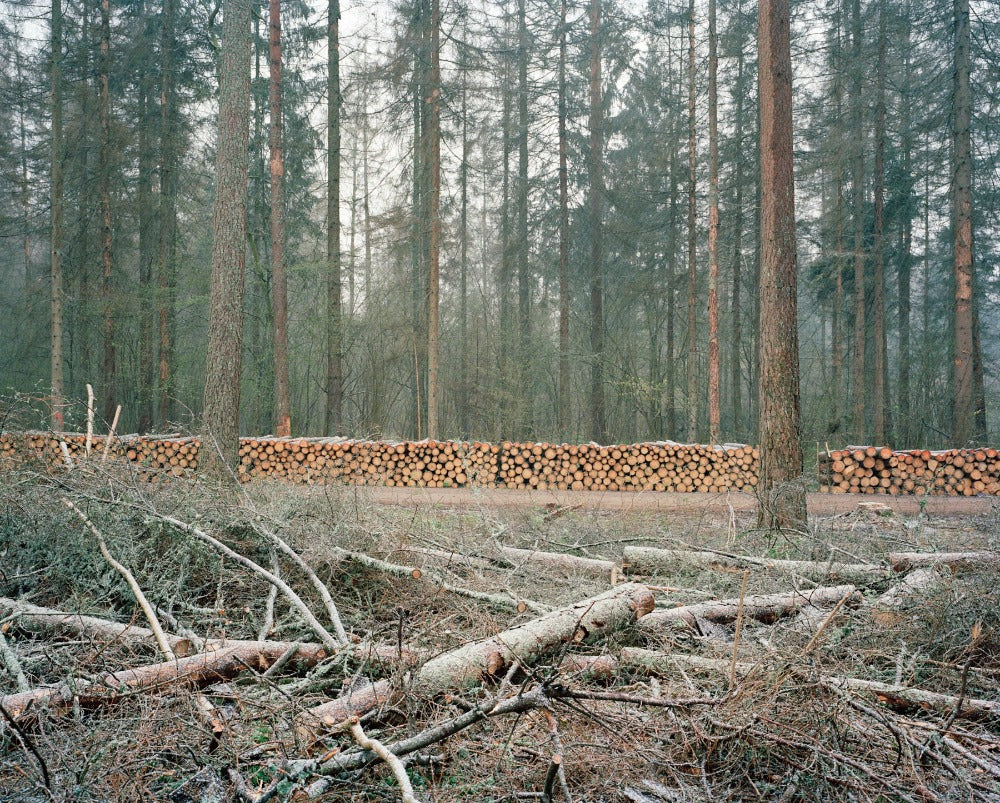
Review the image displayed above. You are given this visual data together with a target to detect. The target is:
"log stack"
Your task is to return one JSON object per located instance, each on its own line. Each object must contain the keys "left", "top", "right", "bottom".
{"left": 497, "top": 441, "right": 757, "bottom": 492}
{"left": 0, "top": 432, "right": 757, "bottom": 491}
{"left": 819, "top": 446, "right": 1000, "bottom": 496}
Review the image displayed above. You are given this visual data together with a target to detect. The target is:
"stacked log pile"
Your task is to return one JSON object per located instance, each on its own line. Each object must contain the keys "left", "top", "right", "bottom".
{"left": 819, "top": 446, "right": 1000, "bottom": 496}
{"left": 497, "top": 441, "right": 758, "bottom": 492}
{"left": 0, "top": 433, "right": 756, "bottom": 491}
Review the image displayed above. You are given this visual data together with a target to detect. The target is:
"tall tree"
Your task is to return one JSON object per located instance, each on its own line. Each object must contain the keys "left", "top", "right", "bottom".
{"left": 425, "top": 0, "right": 441, "bottom": 438}
{"left": 872, "top": 0, "right": 888, "bottom": 444}
{"left": 201, "top": 0, "right": 251, "bottom": 472}
{"left": 49, "top": 0, "right": 65, "bottom": 428}
{"left": 269, "top": 0, "right": 290, "bottom": 437}
{"left": 757, "top": 0, "right": 806, "bottom": 530}
{"left": 98, "top": 0, "right": 115, "bottom": 422}
{"left": 951, "top": 0, "right": 973, "bottom": 444}
{"left": 557, "top": 0, "right": 570, "bottom": 438}
{"left": 588, "top": 0, "right": 606, "bottom": 443}
{"left": 157, "top": 0, "right": 178, "bottom": 426}
{"left": 706, "top": 0, "right": 720, "bottom": 443}
{"left": 849, "top": 0, "right": 866, "bottom": 442}
{"left": 685, "top": 0, "right": 697, "bottom": 442}
{"left": 326, "top": 0, "right": 343, "bottom": 435}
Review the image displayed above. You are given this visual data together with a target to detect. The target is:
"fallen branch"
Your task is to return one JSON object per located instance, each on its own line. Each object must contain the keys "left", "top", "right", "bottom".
{"left": 0, "top": 629, "right": 29, "bottom": 692}
{"left": 298, "top": 583, "right": 655, "bottom": 735}
{"left": 333, "top": 546, "right": 549, "bottom": 614}
{"left": 638, "top": 584, "right": 862, "bottom": 631}
{"left": 0, "top": 597, "right": 195, "bottom": 655}
{"left": 616, "top": 648, "right": 1000, "bottom": 719}
{"left": 872, "top": 568, "right": 943, "bottom": 622}
{"left": 496, "top": 544, "right": 619, "bottom": 583}
{"left": 342, "top": 717, "right": 422, "bottom": 803}
{"left": 250, "top": 522, "right": 348, "bottom": 643}
{"left": 0, "top": 640, "right": 329, "bottom": 721}
{"left": 623, "top": 546, "right": 886, "bottom": 584}
{"left": 888, "top": 552, "right": 1000, "bottom": 573}
{"left": 153, "top": 512, "right": 345, "bottom": 650}
{"left": 64, "top": 499, "right": 176, "bottom": 660}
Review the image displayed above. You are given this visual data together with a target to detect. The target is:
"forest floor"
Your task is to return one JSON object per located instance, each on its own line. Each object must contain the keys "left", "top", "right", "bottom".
{"left": 1, "top": 466, "right": 998, "bottom": 802}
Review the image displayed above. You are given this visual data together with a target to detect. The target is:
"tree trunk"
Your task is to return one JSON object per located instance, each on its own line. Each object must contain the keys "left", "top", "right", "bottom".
{"left": 326, "top": 0, "right": 343, "bottom": 436}
{"left": 850, "top": 0, "right": 866, "bottom": 443}
{"left": 729, "top": 0, "right": 746, "bottom": 439}
{"left": 425, "top": 0, "right": 441, "bottom": 439}
{"left": 685, "top": 0, "right": 697, "bottom": 443}
{"left": 707, "top": 0, "right": 720, "bottom": 444}
{"left": 557, "top": 0, "right": 570, "bottom": 439}
{"left": 756, "top": 0, "right": 806, "bottom": 530}
{"left": 459, "top": 29, "right": 470, "bottom": 438}
{"left": 157, "top": 0, "right": 177, "bottom": 427}
{"left": 588, "top": 0, "right": 606, "bottom": 443}
{"left": 872, "top": 0, "right": 888, "bottom": 444}
{"left": 639, "top": 584, "right": 859, "bottom": 631}
{"left": 201, "top": 0, "right": 251, "bottom": 474}
{"left": 299, "top": 584, "right": 655, "bottom": 734}
{"left": 49, "top": 0, "right": 64, "bottom": 429}
{"left": 269, "top": 0, "right": 291, "bottom": 437}
{"left": 98, "top": 0, "right": 115, "bottom": 424}
{"left": 516, "top": 0, "right": 530, "bottom": 437}
{"left": 951, "top": 0, "right": 973, "bottom": 445}
{"left": 897, "top": 0, "right": 912, "bottom": 445}
{"left": 137, "top": 17, "right": 156, "bottom": 433}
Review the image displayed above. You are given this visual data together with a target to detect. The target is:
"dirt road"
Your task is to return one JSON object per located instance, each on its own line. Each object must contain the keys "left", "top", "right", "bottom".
{"left": 329, "top": 486, "right": 997, "bottom": 517}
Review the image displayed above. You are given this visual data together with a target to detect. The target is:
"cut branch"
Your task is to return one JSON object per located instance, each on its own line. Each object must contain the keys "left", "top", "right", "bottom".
{"left": 638, "top": 584, "right": 862, "bottom": 631}
{"left": 298, "top": 583, "right": 655, "bottom": 735}
{"left": 623, "top": 546, "right": 886, "bottom": 583}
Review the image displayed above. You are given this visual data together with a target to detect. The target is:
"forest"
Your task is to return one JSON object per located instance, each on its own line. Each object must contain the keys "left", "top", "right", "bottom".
{"left": 0, "top": 0, "right": 997, "bottom": 450}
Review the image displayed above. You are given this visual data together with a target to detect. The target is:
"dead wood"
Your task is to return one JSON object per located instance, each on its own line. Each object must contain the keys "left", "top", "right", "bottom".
{"left": 872, "top": 568, "right": 943, "bottom": 623}
{"left": 332, "top": 545, "right": 550, "bottom": 613}
{"left": 496, "top": 544, "right": 619, "bottom": 582}
{"left": 888, "top": 551, "right": 1000, "bottom": 573}
{"left": 623, "top": 545, "right": 886, "bottom": 583}
{"left": 297, "top": 583, "right": 655, "bottom": 735}
{"left": 0, "top": 640, "right": 329, "bottom": 722}
{"left": 0, "top": 596, "right": 196, "bottom": 655}
{"left": 617, "top": 648, "right": 1000, "bottom": 719}
{"left": 638, "top": 584, "right": 862, "bottom": 631}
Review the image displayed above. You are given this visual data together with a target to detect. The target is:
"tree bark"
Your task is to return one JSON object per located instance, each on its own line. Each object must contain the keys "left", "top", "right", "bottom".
{"left": 685, "top": 0, "right": 698, "bottom": 443}
{"left": 425, "top": 0, "right": 441, "bottom": 439}
{"left": 951, "top": 0, "right": 973, "bottom": 445}
{"left": 707, "top": 0, "right": 720, "bottom": 445}
{"left": 588, "top": 0, "right": 606, "bottom": 443}
{"left": 756, "top": 0, "right": 806, "bottom": 530}
{"left": 298, "top": 584, "right": 655, "bottom": 733}
{"left": 850, "top": 0, "right": 866, "bottom": 443}
{"left": 557, "top": 0, "right": 570, "bottom": 439}
{"left": 872, "top": 0, "right": 888, "bottom": 444}
{"left": 729, "top": 0, "right": 746, "bottom": 438}
{"left": 269, "top": 0, "right": 291, "bottom": 437}
{"left": 516, "top": 0, "right": 531, "bottom": 438}
{"left": 157, "top": 0, "right": 177, "bottom": 427}
{"left": 201, "top": 0, "right": 252, "bottom": 474}
{"left": 897, "top": 0, "right": 912, "bottom": 445}
{"left": 49, "top": 0, "right": 64, "bottom": 429}
{"left": 638, "top": 584, "right": 860, "bottom": 631}
{"left": 325, "top": 0, "right": 343, "bottom": 436}
{"left": 0, "top": 642, "right": 328, "bottom": 722}
{"left": 98, "top": 0, "right": 115, "bottom": 424}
